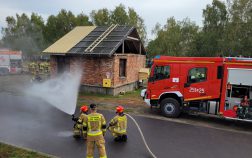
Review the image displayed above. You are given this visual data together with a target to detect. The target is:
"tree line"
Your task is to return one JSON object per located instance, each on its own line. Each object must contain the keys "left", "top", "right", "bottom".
{"left": 148, "top": 0, "right": 252, "bottom": 57}
{"left": 1, "top": 0, "right": 252, "bottom": 57}
{"left": 1, "top": 4, "right": 146, "bottom": 57}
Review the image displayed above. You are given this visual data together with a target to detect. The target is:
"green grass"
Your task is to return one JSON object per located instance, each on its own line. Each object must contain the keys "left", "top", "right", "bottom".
{"left": 0, "top": 142, "right": 51, "bottom": 158}
{"left": 78, "top": 89, "right": 142, "bottom": 99}
{"left": 77, "top": 89, "right": 147, "bottom": 114}
{"left": 121, "top": 89, "right": 142, "bottom": 97}
{"left": 78, "top": 92, "right": 116, "bottom": 98}
{"left": 77, "top": 89, "right": 143, "bottom": 108}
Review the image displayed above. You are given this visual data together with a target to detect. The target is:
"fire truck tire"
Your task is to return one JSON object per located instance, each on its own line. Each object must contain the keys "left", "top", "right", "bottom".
{"left": 160, "top": 98, "right": 181, "bottom": 118}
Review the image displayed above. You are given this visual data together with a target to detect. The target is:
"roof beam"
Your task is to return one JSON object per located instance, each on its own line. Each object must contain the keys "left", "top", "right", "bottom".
{"left": 126, "top": 36, "right": 139, "bottom": 41}
{"left": 85, "top": 24, "right": 118, "bottom": 52}
{"left": 122, "top": 41, "right": 125, "bottom": 54}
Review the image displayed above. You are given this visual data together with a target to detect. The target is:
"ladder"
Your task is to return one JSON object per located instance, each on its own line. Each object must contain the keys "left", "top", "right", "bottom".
{"left": 226, "top": 57, "right": 252, "bottom": 61}
{"left": 85, "top": 24, "right": 118, "bottom": 52}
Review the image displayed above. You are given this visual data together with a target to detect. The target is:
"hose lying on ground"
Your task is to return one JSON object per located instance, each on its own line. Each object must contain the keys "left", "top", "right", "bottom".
{"left": 126, "top": 113, "right": 157, "bottom": 158}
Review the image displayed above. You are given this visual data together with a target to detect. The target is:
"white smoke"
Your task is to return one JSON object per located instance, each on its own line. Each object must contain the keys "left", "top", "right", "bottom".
{"left": 25, "top": 69, "right": 82, "bottom": 115}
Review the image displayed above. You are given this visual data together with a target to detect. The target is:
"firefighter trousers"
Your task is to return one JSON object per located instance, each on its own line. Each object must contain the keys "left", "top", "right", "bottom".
{"left": 73, "top": 124, "right": 81, "bottom": 137}
{"left": 86, "top": 139, "right": 107, "bottom": 158}
{"left": 73, "top": 123, "right": 88, "bottom": 138}
{"left": 109, "top": 126, "right": 126, "bottom": 137}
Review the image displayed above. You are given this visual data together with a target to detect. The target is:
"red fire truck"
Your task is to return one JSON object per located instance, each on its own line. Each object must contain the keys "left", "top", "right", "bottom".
{"left": 141, "top": 56, "right": 252, "bottom": 121}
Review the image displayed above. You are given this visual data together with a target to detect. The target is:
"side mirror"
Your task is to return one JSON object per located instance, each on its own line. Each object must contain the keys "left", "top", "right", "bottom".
{"left": 184, "top": 83, "right": 191, "bottom": 87}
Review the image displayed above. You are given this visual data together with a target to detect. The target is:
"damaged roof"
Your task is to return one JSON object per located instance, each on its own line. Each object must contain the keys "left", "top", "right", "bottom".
{"left": 43, "top": 25, "right": 146, "bottom": 56}
{"left": 43, "top": 26, "right": 96, "bottom": 54}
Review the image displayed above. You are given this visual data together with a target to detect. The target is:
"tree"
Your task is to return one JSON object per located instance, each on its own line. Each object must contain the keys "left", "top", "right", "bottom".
{"left": 226, "top": 0, "right": 252, "bottom": 56}
{"left": 90, "top": 9, "right": 110, "bottom": 26}
{"left": 179, "top": 18, "right": 199, "bottom": 55}
{"left": 197, "top": 0, "right": 252, "bottom": 57}
{"left": 128, "top": 8, "right": 147, "bottom": 44}
{"left": 110, "top": 4, "right": 129, "bottom": 25}
{"left": 198, "top": 0, "right": 228, "bottom": 56}
{"left": 1, "top": 10, "right": 93, "bottom": 56}
{"left": 147, "top": 0, "right": 252, "bottom": 57}
{"left": 76, "top": 13, "right": 93, "bottom": 26}
{"left": 90, "top": 4, "right": 147, "bottom": 44}
{"left": 0, "top": 39, "right": 4, "bottom": 48}
{"left": 44, "top": 9, "right": 92, "bottom": 45}
{"left": 147, "top": 17, "right": 199, "bottom": 57}
{"left": 1, "top": 13, "right": 45, "bottom": 57}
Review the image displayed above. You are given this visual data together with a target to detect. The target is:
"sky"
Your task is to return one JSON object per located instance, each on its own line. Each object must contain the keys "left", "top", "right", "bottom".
{"left": 0, "top": 0, "right": 214, "bottom": 39}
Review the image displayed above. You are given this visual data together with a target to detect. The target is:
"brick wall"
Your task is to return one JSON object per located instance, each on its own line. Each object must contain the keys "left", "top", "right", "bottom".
{"left": 113, "top": 54, "right": 146, "bottom": 87}
{"left": 50, "top": 54, "right": 146, "bottom": 88}
{"left": 69, "top": 56, "right": 84, "bottom": 76}
{"left": 81, "top": 57, "right": 113, "bottom": 86}
{"left": 50, "top": 55, "right": 57, "bottom": 78}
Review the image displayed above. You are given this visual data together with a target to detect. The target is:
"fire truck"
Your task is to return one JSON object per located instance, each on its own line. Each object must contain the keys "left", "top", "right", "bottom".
{"left": 0, "top": 50, "right": 22, "bottom": 75}
{"left": 141, "top": 56, "right": 252, "bottom": 121}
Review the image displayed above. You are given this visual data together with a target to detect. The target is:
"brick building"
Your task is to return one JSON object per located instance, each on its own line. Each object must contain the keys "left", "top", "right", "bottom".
{"left": 43, "top": 25, "right": 146, "bottom": 95}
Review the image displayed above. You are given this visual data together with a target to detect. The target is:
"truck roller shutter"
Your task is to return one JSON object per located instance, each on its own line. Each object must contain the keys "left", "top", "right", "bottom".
{"left": 228, "top": 68, "right": 252, "bottom": 86}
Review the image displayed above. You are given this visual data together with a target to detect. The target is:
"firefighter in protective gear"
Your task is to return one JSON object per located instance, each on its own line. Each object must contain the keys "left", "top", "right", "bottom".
{"left": 238, "top": 96, "right": 250, "bottom": 119}
{"left": 72, "top": 105, "right": 89, "bottom": 139}
{"left": 31, "top": 71, "right": 42, "bottom": 83}
{"left": 29, "top": 62, "right": 36, "bottom": 74}
{"left": 83, "top": 104, "right": 107, "bottom": 158}
{"left": 108, "top": 105, "right": 127, "bottom": 142}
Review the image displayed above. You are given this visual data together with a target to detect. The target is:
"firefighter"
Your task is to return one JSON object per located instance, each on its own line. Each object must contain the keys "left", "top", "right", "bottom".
{"left": 238, "top": 95, "right": 250, "bottom": 119}
{"left": 44, "top": 62, "right": 50, "bottom": 74}
{"left": 31, "top": 70, "right": 42, "bottom": 83}
{"left": 83, "top": 104, "right": 107, "bottom": 158}
{"left": 241, "top": 96, "right": 249, "bottom": 107}
{"left": 72, "top": 105, "right": 89, "bottom": 139}
{"left": 39, "top": 62, "right": 45, "bottom": 74}
{"left": 108, "top": 105, "right": 127, "bottom": 142}
{"left": 29, "top": 62, "right": 36, "bottom": 74}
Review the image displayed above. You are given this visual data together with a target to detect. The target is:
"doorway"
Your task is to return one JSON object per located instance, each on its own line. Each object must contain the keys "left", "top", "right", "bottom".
{"left": 56, "top": 56, "right": 70, "bottom": 74}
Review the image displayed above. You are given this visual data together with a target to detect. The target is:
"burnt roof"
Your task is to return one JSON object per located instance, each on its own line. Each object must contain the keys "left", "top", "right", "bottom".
{"left": 68, "top": 25, "right": 145, "bottom": 57}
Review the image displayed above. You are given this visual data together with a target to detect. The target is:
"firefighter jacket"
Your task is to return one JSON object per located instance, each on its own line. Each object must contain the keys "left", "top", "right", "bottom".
{"left": 76, "top": 113, "right": 87, "bottom": 129}
{"left": 83, "top": 112, "right": 106, "bottom": 141}
{"left": 109, "top": 114, "right": 127, "bottom": 134}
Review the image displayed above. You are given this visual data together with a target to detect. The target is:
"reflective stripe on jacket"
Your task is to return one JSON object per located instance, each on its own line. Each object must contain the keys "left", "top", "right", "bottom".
{"left": 86, "top": 113, "right": 106, "bottom": 136}
{"left": 77, "top": 113, "right": 87, "bottom": 129}
{"left": 110, "top": 115, "right": 127, "bottom": 134}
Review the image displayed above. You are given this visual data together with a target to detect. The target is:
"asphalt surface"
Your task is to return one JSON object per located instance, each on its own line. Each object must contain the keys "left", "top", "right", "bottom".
{"left": 1, "top": 92, "right": 252, "bottom": 158}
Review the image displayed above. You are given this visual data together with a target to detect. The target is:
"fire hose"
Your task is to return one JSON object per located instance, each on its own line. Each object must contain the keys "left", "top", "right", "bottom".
{"left": 126, "top": 113, "right": 157, "bottom": 158}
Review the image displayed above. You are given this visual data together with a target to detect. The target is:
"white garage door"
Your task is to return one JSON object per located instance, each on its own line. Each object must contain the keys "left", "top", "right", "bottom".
{"left": 228, "top": 68, "right": 252, "bottom": 86}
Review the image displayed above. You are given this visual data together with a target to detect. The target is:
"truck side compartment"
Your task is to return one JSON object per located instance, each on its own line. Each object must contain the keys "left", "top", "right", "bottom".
{"left": 142, "top": 56, "right": 252, "bottom": 121}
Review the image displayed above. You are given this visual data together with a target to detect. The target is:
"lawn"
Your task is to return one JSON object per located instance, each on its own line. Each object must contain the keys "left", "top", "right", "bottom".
{"left": 77, "top": 89, "right": 150, "bottom": 114}
{"left": 0, "top": 142, "right": 51, "bottom": 158}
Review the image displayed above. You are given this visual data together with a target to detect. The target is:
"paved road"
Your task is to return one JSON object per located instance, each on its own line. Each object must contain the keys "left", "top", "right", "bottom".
{"left": 1, "top": 92, "right": 252, "bottom": 158}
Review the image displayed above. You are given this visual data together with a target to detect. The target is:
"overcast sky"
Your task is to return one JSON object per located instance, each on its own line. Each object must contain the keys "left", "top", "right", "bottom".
{"left": 0, "top": 0, "right": 214, "bottom": 39}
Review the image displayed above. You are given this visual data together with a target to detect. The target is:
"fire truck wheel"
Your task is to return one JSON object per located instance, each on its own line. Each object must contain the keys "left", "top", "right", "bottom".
{"left": 161, "top": 98, "right": 181, "bottom": 118}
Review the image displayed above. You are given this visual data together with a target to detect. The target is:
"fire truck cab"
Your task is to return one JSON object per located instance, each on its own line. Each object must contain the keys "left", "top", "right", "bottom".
{"left": 141, "top": 56, "right": 252, "bottom": 121}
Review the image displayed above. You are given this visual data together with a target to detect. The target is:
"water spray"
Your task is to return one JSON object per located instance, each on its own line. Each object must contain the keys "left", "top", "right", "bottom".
{"left": 126, "top": 113, "right": 157, "bottom": 158}
{"left": 25, "top": 69, "right": 82, "bottom": 115}
{"left": 25, "top": 67, "right": 157, "bottom": 157}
